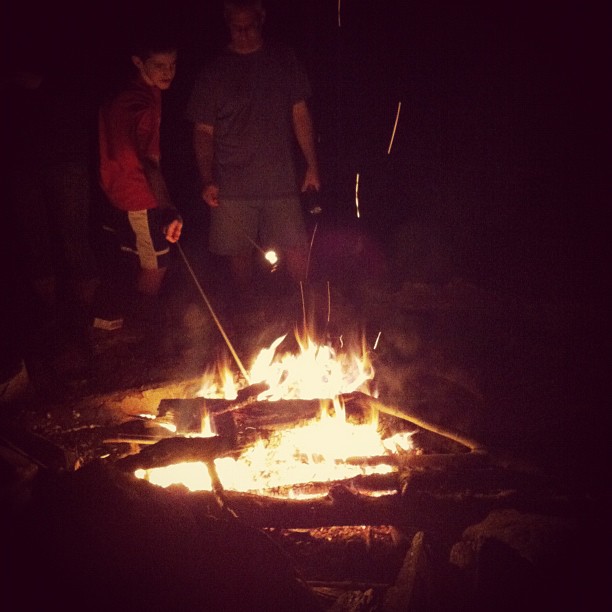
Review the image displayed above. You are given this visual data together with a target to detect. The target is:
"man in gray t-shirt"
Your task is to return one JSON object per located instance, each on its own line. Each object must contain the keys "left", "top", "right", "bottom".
{"left": 185, "top": 0, "right": 321, "bottom": 296}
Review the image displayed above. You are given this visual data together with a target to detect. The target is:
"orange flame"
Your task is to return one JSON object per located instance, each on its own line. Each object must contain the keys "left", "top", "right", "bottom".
{"left": 136, "top": 331, "right": 413, "bottom": 497}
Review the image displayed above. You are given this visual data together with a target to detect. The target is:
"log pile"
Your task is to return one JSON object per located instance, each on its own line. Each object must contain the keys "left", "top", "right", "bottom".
{"left": 107, "top": 390, "right": 585, "bottom": 542}
{"left": 2, "top": 388, "right": 605, "bottom": 611}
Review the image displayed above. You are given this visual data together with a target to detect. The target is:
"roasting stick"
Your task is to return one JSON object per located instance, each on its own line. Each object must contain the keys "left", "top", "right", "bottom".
{"left": 368, "top": 396, "right": 486, "bottom": 454}
{"left": 366, "top": 396, "right": 543, "bottom": 474}
{"left": 176, "top": 242, "right": 250, "bottom": 384}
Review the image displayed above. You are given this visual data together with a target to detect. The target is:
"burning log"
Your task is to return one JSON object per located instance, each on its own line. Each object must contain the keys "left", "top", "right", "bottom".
{"left": 157, "top": 395, "right": 371, "bottom": 448}
{"left": 157, "top": 397, "right": 207, "bottom": 433}
{"left": 156, "top": 382, "right": 270, "bottom": 433}
{"left": 113, "top": 434, "right": 237, "bottom": 472}
{"left": 190, "top": 485, "right": 408, "bottom": 528}
{"left": 178, "top": 482, "right": 558, "bottom": 532}
{"left": 394, "top": 449, "right": 489, "bottom": 471}
{"left": 229, "top": 398, "right": 322, "bottom": 429}
{"left": 120, "top": 449, "right": 574, "bottom": 538}
{"left": 239, "top": 472, "right": 401, "bottom": 499}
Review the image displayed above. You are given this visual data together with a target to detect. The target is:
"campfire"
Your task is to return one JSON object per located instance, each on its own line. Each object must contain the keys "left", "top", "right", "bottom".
{"left": 127, "top": 328, "right": 417, "bottom": 498}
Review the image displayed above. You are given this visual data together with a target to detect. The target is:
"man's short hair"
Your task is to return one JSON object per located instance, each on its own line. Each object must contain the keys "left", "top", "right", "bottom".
{"left": 223, "top": 0, "right": 265, "bottom": 22}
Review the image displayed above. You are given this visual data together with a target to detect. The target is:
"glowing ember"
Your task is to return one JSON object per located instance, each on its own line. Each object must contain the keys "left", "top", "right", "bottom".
{"left": 135, "top": 332, "right": 413, "bottom": 497}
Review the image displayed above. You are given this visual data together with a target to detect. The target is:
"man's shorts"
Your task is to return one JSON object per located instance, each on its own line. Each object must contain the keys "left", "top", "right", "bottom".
{"left": 209, "top": 197, "right": 307, "bottom": 256}
{"left": 115, "top": 208, "right": 170, "bottom": 270}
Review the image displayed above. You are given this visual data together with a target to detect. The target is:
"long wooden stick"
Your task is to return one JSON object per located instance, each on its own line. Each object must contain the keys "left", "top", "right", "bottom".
{"left": 176, "top": 243, "right": 250, "bottom": 383}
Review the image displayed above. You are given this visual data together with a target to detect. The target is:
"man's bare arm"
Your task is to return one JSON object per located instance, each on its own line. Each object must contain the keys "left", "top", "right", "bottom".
{"left": 292, "top": 100, "right": 321, "bottom": 192}
{"left": 193, "top": 122, "right": 219, "bottom": 206}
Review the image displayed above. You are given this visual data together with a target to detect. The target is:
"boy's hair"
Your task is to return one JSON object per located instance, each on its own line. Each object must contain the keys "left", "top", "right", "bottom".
{"left": 129, "top": 27, "right": 178, "bottom": 61}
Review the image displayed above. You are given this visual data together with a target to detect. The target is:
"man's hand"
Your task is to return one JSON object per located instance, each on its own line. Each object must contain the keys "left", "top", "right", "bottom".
{"left": 202, "top": 182, "right": 220, "bottom": 207}
{"left": 301, "top": 166, "right": 321, "bottom": 193}
{"left": 193, "top": 123, "right": 217, "bottom": 206}
{"left": 293, "top": 101, "right": 321, "bottom": 193}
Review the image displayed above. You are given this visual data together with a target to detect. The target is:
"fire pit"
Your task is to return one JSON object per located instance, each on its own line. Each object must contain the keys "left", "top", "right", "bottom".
{"left": 88, "top": 328, "right": 558, "bottom": 608}
{"left": 2, "top": 319, "right": 605, "bottom": 612}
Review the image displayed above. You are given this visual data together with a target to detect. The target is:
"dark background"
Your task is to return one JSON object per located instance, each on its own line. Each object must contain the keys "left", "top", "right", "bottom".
{"left": 1, "top": 7, "right": 610, "bottom": 598}
{"left": 3, "top": 0, "right": 609, "bottom": 299}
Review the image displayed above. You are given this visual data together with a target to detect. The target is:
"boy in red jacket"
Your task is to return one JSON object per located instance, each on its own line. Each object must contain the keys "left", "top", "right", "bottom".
{"left": 99, "top": 35, "right": 183, "bottom": 326}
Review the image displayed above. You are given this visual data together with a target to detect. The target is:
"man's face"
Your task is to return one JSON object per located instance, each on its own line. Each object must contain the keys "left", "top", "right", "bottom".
{"left": 227, "top": 8, "right": 264, "bottom": 54}
{"left": 132, "top": 51, "right": 177, "bottom": 90}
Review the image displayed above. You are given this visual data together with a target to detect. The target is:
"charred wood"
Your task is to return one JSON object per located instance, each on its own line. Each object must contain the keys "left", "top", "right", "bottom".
{"left": 156, "top": 382, "right": 270, "bottom": 432}
{"left": 240, "top": 472, "right": 401, "bottom": 499}
{"left": 113, "top": 435, "right": 237, "bottom": 472}
{"left": 231, "top": 398, "right": 323, "bottom": 429}
{"left": 181, "top": 483, "right": 570, "bottom": 532}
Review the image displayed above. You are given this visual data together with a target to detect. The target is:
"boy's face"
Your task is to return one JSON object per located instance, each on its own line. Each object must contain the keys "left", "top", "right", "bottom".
{"left": 131, "top": 50, "right": 177, "bottom": 90}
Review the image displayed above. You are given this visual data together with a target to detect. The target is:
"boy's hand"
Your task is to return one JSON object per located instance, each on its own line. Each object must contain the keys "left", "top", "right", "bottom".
{"left": 160, "top": 207, "right": 183, "bottom": 243}
{"left": 163, "top": 218, "right": 183, "bottom": 243}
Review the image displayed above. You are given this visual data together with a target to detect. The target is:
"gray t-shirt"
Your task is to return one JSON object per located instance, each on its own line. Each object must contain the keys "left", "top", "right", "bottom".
{"left": 186, "top": 43, "right": 311, "bottom": 199}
